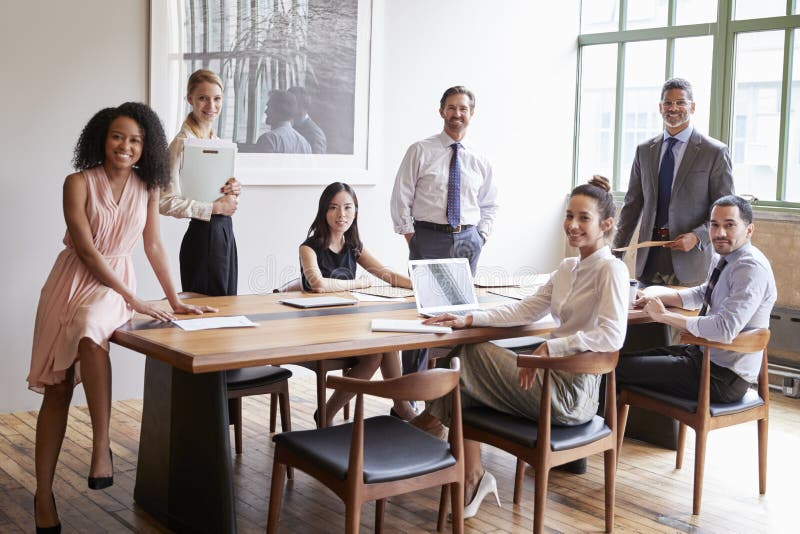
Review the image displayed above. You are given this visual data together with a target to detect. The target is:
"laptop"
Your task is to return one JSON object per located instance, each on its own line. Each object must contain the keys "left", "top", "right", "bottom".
{"left": 408, "top": 258, "right": 482, "bottom": 317}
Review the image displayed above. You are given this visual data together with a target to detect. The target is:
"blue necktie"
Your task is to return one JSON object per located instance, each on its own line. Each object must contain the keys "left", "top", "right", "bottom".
{"left": 447, "top": 143, "right": 462, "bottom": 228}
{"left": 699, "top": 257, "right": 727, "bottom": 316}
{"left": 655, "top": 137, "right": 679, "bottom": 229}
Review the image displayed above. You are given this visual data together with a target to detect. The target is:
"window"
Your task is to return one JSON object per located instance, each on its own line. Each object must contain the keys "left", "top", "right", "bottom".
{"left": 575, "top": 0, "right": 800, "bottom": 208}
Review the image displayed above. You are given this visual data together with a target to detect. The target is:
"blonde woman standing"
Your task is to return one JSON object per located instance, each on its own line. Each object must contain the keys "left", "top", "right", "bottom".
{"left": 160, "top": 69, "right": 240, "bottom": 295}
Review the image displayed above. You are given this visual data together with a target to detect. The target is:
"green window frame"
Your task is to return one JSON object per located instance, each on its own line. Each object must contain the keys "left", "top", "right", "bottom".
{"left": 574, "top": 0, "right": 800, "bottom": 211}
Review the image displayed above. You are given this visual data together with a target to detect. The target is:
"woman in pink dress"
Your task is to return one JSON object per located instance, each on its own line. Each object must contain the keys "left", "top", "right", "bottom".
{"left": 29, "top": 102, "right": 214, "bottom": 533}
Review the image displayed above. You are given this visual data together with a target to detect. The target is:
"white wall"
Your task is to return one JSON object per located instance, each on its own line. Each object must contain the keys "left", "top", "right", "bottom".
{"left": 0, "top": 0, "right": 579, "bottom": 413}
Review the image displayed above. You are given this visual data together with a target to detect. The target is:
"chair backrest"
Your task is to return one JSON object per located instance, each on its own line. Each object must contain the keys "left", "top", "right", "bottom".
{"left": 273, "top": 277, "right": 303, "bottom": 293}
{"left": 516, "top": 351, "right": 620, "bottom": 444}
{"left": 329, "top": 359, "right": 463, "bottom": 484}
{"left": 516, "top": 350, "right": 619, "bottom": 375}
{"left": 326, "top": 358, "right": 461, "bottom": 403}
{"left": 680, "top": 327, "right": 771, "bottom": 404}
{"left": 679, "top": 328, "right": 770, "bottom": 353}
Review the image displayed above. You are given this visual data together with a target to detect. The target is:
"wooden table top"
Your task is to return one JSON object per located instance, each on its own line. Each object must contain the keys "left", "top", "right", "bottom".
{"left": 110, "top": 291, "right": 662, "bottom": 374}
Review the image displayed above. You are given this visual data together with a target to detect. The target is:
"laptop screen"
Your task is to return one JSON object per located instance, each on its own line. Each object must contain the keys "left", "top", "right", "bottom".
{"left": 409, "top": 258, "right": 479, "bottom": 315}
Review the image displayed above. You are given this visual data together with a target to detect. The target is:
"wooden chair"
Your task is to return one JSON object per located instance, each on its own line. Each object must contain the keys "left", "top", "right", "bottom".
{"left": 617, "top": 328, "right": 770, "bottom": 515}
{"left": 461, "top": 350, "right": 619, "bottom": 534}
{"left": 267, "top": 359, "right": 465, "bottom": 534}
{"left": 176, "top": 292, "right": 292, "bottom": 454}
{"left": 273, "top": 278, "right": 354, "bottom": 427}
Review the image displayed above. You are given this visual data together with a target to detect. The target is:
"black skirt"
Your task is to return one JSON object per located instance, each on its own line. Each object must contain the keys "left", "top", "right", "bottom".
{"left": 179, "top": 215, "right": 238, "bottom": 296}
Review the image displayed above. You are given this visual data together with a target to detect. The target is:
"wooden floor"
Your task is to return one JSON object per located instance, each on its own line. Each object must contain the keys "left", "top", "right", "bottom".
{"left": 2, "top": 369, "right": 798, "bottom": 533}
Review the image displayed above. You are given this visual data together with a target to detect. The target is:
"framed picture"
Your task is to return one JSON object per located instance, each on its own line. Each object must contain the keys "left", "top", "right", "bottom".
{"left": 149, "top": 0, "right": 378, "bottom": 185}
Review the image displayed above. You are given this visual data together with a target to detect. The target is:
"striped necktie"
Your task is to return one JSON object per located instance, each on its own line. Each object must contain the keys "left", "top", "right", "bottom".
{"left": 699, "top": 257, "right": 728, "bottom": 316}
{"left": 447, "top": 142, "right": 462, "bottom": 228}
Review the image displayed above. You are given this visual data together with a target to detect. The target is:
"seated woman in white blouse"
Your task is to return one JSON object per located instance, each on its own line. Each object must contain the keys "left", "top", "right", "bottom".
{"left": 415, "top": 176, "right": 629, "bottom": 519}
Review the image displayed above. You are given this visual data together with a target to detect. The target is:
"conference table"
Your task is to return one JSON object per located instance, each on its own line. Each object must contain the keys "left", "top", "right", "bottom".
{"left": 111, "top": 291, "right": 656, "bottom": 533}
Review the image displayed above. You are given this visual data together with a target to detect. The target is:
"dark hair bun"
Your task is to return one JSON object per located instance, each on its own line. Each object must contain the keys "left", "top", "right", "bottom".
{"left": 589, "top": 174, "right": 611, "bottom": 192}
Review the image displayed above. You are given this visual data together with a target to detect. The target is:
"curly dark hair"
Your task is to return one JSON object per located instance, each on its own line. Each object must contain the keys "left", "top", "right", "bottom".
{"left": 72, "top": 102, "right": 170, "bottom": 190}
{"left": 306, "top": 182, "right": 363, "bottom": 256}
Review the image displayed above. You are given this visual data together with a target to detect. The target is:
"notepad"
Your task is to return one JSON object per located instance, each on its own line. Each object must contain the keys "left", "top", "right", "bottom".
{"left": 180, "top": 138, "right": 237, "bottom": 202}
{"left": 370, "top": 319, "right": 452, "bottom": 334}
{"left": 279, "top": 296, "right": 357, "bottom": 309}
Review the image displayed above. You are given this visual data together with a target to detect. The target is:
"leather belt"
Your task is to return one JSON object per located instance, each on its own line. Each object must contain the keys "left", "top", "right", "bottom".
{"left": 652, "top": 227, "right": 670, "bottom": 241}
{"left": 415, "top": 221, "right": 473, "bottom": 234}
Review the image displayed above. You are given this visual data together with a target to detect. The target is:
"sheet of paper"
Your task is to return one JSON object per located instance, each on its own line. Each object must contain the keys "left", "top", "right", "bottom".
{"left": 173, "top": 315, "right": 257, "bottom": 331}
{"left": 349, "top": 292, "right": 407, "bottom": 302}
{"left": 371, "top": 319, "right": 452, "bottom": 334}
{"left": 613, "top": 240, "right": 675, "bottom": 252}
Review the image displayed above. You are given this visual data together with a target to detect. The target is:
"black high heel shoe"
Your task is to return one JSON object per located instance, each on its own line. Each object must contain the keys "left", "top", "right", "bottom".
{"left": 34, "top": 493, "right": 62, "bottom": 534}
{"left": 88, "top": 448, "right": 114, "bottom": 490}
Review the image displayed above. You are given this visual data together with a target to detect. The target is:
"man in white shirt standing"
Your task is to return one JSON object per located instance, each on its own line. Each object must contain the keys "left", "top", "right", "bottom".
{"left": 390, "top": 86, "right": 498, "bottom": 374}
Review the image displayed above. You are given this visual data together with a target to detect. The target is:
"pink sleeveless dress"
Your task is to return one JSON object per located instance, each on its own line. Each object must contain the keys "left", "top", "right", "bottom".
{"left": 27, "top": 166, "right": 149, "bottom": 393}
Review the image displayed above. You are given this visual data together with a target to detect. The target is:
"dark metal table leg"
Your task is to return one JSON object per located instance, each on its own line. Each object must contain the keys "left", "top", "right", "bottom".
{"left": 135, "top": 358, "right": 236, "bottom": 533}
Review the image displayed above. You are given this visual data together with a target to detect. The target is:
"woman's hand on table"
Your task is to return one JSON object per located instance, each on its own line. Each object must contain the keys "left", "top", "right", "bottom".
{"left": 172, "top": 300, "right": 218, "bottom": 315}
{"left": 128, "top": 296, "right": 178, "bottom": 322}
{"left": 518, "top": 342, "right": 549, "bottom": 390}
{"left": 422, "top": 313, "right": 472, "bottom": 329}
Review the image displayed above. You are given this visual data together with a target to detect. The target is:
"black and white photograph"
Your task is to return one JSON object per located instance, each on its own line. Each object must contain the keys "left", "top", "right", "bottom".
{"left": 150, "top": 0, "right": 374, "bottom": 184}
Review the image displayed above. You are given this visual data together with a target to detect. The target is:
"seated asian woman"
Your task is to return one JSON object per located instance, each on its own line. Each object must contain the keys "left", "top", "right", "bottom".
{"left": 299, "top": 181, "right": 417, "bottom": 426}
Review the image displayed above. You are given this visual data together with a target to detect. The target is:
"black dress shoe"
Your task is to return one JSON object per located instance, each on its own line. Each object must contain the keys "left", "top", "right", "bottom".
{"left": 88, "top": 448, "right": 114, "bottom": 490}
{"left": 554, "top": 458, "right": 587, "bottom": 474}
{"left": 34, "top": 493, "right": 62, "bottom": 534}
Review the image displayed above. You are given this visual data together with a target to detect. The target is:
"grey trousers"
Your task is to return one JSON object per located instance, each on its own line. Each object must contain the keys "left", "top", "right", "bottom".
{"left": 402, "top": 224, "right": 484, "bottom": 375}
{"left": 426, "top": 342, "right": 600, "bottom": 427}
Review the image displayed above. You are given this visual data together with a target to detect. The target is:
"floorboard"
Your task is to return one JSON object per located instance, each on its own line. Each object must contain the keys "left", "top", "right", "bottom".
{"left": 1, "top": 368, "right": 797, "bottom": 533}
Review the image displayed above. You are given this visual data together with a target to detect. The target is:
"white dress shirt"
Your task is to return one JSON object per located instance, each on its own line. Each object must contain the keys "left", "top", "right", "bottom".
{"left": 471, "top": 246, "right": 629, "bottom": 357}
{"left": 390, "top": 131, "right": 498, "bottom": 236}
{"left": 160, "top": 122, "right": 215, "bottom": 221}
{"left": 678, "top": 242, "right": 777, "bottom": 382}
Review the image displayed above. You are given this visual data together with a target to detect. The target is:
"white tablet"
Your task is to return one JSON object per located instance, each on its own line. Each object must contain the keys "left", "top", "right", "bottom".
{"left": 279, "top": 296, "right": 357, "bottom": 309}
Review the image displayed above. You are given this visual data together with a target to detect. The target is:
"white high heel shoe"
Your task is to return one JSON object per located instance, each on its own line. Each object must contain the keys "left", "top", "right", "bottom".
{"left": 463, "top": 470, "right": 501, "bottom": 519}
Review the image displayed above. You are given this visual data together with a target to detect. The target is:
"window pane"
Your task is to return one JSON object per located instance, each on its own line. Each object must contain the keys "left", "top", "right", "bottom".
{"left": 626, "top": 0, "right": 668, "bottom": 30}
{"left": 619, "top": 40, "right": 667, "bottom": 191}
{"left": 731, "top": 31, "right": 784, "bottom": 200}
{"left": 676, "top": 0, "right": 717, "bottom": 25}
{"left": 581, "top": 0, "right": 619, "bottom": 33}
{"left": 786, "top": 29, "right": 800, "bottom": 201}
{"left": 577, "top": 45, "right": 618, "bottom": 183}
{"left": 673, "top": 36, "right": 714, "bottom": 134}
{"left": 734, "top": 0, "right": 787, "bottom": 19}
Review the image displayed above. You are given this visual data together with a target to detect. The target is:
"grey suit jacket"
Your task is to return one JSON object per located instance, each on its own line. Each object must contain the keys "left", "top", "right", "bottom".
{"left": 613, "top": 129, "right": 734, "bottom": 286}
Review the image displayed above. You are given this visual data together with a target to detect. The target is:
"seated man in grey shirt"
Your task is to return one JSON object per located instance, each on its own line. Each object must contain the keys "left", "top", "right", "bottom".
{"left": 616, "top": 195, "right": 777, "bottom": 403}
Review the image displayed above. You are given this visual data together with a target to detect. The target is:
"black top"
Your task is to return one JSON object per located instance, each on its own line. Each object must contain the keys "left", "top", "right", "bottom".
{"left": 300, "top": 237, "right": 358, "bottom": 291}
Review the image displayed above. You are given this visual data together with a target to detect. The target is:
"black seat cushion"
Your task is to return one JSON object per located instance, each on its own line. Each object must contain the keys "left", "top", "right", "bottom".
{"left": 463, "top": 406, "right": 611, "bottom": 452}
{"left": 226, "top": 366, "right": 292, "bottom": 391}
{"left": 624, "top": 386, "right": 764, "bottom": 417}
{"left": 273, "top": 416, "right": 456, "bottom": 483}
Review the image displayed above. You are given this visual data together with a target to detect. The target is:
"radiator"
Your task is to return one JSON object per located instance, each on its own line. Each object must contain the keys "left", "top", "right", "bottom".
{"left": 768, "top": 307, "right": 800, "bottom": 397}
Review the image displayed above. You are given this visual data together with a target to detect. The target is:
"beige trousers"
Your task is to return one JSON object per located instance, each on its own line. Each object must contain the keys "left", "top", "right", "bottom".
{"left": 426, "top": 342, "right": 600, "bottom": 427}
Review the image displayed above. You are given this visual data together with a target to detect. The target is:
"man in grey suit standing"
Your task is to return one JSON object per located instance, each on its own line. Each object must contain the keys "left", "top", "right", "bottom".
{"left": 614, "top": 78, "right": 734, "bottom": 287}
